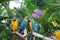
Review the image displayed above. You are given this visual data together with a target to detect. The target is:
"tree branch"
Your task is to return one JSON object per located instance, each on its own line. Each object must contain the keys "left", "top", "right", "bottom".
{"left": 13, "top": 31, "right": 31, "bottom": 40}
{"left": 13, "top": 31, "right": 56, "bottom": 40}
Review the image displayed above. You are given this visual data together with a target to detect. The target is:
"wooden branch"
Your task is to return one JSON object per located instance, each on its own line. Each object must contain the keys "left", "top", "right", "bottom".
{"left": 13, "top": 31, "right": 31, "bottom": 39}
{"left": 32, "top": 32, "right": 56, "bottom": 40}
{"left": 13, "top": 31, "right": 24, "bottom": 40}
{"left": 23, "top": 28, "right": 27, "bottom": 40}
{"left": 13, "top": 31, "right": 56, "bottom": 40}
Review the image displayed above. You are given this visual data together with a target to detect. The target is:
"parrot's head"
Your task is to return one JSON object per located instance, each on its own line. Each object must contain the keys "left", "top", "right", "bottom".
{"left": 12, "top": 17, "right": 17, "bottom": 21}
{"left": 24, "top": 16, "right": 29, "bottom": 22}
{"left": 24, "top": 16, "right": 33, "bottom": 22}
{"left": 26, "top": 18, "right": 32, "bottom": 22}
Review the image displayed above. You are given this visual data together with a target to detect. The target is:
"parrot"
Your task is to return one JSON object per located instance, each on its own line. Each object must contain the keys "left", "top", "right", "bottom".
{"left": 55, "top": 30, "right": 60, "bottom": 40}
{"left": 9, "top": 17, "right": 18, "bottom": 31}
{"left": 11, "top": 19, "right": 18, "bottom": 31}
{"left": 29, "top": 19, "right": 39, "bottom": 33}
{"left": 19, "top": 17, "right": 29, "bottom": 34}
{"left": 29, "top": 19, "right": 39, "bottom": 40}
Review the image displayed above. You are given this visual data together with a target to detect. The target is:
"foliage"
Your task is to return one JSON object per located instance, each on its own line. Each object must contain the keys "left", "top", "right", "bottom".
{"left": 24, "top": 0, "right": 60, "bottom": 36}
{"left": 0, "top": 0, "right": 10, "bottom": 3}
{"left": 0, "top": 0, "right": 60, "bottom": 40}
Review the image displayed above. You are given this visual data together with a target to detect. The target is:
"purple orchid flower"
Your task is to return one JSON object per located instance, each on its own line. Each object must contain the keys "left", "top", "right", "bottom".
{"left": 32, "top": 13, "right": 40, "bottom": 18}
{"left": 34, "top": 9, "right": 43, "bottom": 15}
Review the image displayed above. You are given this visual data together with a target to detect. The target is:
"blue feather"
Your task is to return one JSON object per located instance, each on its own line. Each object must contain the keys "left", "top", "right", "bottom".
{"left": 32, "top": 23, "right": 38, "bottom": 32}
{"left": 20, "top": 20, "right": 27, "bottom": 29}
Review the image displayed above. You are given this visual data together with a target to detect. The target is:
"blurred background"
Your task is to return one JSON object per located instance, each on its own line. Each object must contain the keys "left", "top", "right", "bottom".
{"left": 0, "top": 0, "right": 60, "bottom": 40}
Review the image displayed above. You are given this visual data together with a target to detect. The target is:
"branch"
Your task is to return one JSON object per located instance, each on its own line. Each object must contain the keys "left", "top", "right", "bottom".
{"left": 13, "top": 31, "right": 31, "bottom": 38}
{"left": 13, "top": 31, "right": 25, "bottom": 40}
{"left": 13, "top": 31, "right": 56, "bottom": 40}
{"left": 32, "top": 32, "right": 56, "bottom": 40}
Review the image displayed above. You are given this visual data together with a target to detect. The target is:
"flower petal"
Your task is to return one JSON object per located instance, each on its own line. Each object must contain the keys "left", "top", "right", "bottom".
{"left": 32, "top": 13, "right": 40, "bottom": 18}
{"left": 34, "top": 9, "right": 43, "bottom": 15}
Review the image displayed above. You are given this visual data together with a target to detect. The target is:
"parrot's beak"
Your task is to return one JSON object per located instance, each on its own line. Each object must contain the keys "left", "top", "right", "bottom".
{"left": 25, "top": 16, "right": 31, "bottom": 22}
{"left": 26, "top": 18, "right": 30, "bottom": 22}
{"left": 28, "top": 19, "right": 30, "bottom": 22}
{"left": 28, "top": 19, "right": 31, "bottom": 22}
{"left": 13, "top": 19, "right": 16, "bottom": 21}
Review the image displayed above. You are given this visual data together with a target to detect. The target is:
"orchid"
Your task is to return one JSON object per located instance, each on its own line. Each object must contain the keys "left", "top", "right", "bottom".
{"left": 32, "top": 9, "right": 43, "bottom": 18}
{"left": 34, "top": 9, "right": 43, "bottom": 15}
{"left": 32, "top": 13, "right": 40, "bottom": 18}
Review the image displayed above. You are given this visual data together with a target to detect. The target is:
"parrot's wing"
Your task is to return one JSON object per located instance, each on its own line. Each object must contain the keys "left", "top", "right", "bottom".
{"left": 32, "top": 23, "right": 38, "bottom": 32}
{"left": 20, "top": 21, "right": 27, "bottom": 28}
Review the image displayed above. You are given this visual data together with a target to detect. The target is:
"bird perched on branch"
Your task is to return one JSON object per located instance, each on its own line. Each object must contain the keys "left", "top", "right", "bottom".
{"left": 10, "top": 17, "right": 18, "bottom": 31}
{"left": 29, "top": 19, "right": 39, "bottom": 40}
{"left": 29, "top": 19, "right": 39, "bottom": 33}
{"left": 9, "top": 17, "right": 18, "bottom": 40}
{"left": 19, "top": 16, "right": 29, "bottom": 34}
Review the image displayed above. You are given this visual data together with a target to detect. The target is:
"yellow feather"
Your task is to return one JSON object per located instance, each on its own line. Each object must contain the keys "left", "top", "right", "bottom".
{"left": 12, "top": 20, "right": 18, "bottom": 31}
{"left": 29, "top": 20, "right": 34, "bottom": 32}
